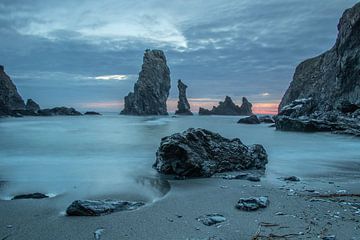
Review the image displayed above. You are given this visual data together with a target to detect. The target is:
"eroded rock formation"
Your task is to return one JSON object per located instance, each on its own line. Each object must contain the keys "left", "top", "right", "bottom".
{"left": 199, "top": 96, "right": 253, "bottom": 116}
{"left": 276, "top": 3, "right": 360, "bottom": 136}
{"left": 25, "top": 99, "right": 40, "bottom": 112}
{"left": 121, "top": 49, "right": 171, "bottom": 115}
{"left": 175, "top": 79, "right": 192, "bottom": 115}
{"left": 153, "top": 128, "right": 268, "bottom": 177}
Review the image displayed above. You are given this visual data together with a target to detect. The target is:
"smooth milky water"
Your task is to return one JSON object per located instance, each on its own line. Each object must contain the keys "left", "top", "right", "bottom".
{"left": 0, "top": 114, "right": 360, "bottom": 203}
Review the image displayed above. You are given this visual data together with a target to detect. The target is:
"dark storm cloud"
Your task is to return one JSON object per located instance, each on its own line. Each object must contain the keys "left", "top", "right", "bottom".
{"left": 0, "top": 0, "right": 358, "bottom": 111}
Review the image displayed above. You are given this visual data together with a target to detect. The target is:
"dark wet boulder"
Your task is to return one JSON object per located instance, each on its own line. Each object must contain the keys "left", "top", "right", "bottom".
{"left": 153, "top": 128, "right": 268, "bottom": 177}
{"left": 38, "top": 107, "right": 82, "bottom": 116}
{"left": 198, "top": 96, "right": 253, "bottom": 116}
{"left": 237, "top": 115, "right": 260, "bottom": 124}
{"left": 66, "top": 200, "right": 145, "bottom": 216}
{"left": 25, "top": 99, "right": 40, "bottom": 112}
{"left": 121, "top": 49, "right": 171, "bottom": 115}
{"left": 259, "top": 115, "right": 275, "bottom": 124}
{"left": 235, "top": 196, "right": 269, "bottom": 211}
{"left": 196, "top": 214, "right": 226, "bottom": 226}
{"left": 12, "top": 192, "right": 49, "bottom": 200}
{"left": 175, "top": 79, "right": 192, "bottom": 115}
{"left": 284, "top": 176, "right": 300, "bottom": 182}
{"left": 84, "top": 111, "right": 101, "bottom": 115}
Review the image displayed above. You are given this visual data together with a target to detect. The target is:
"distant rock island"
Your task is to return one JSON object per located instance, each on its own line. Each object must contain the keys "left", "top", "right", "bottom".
{"left": 175, "top": 79, "right": 192, "bottom": 115}
{"left": 121, "top": 49, "right": 171, "bottom": 115}
{"left": 199, "top": 96, "right": 253, "bottom": 116}
{"left": 275, "top": 2, "right": 360, "bottom": 136}
{"left": 0, "top": 65, "right": 82, "bottom": 117}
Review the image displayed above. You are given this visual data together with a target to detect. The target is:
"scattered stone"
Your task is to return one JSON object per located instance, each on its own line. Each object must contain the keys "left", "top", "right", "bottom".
{"left": 196, "top": 214, "right": 226, "bottom": 226}
{"left": 153, "top": 128, "right": 268, "bottom": 177}
{"left": 322, "top": 235, "right": 336, "bottom": 240}
{"left": 12, "top": 193, "right": 49, "bottom": 200}
{"left": 66, "top": 200, "right": 145, "bottom": 216}
{"left": 6, "top": 225, "right": 13, "bottom": 228}
{"left": 94, "top": 228, "right": 104, "bottom": 240}
{"left": 175, "top": 79, "right": 192, "bottom": 115}
{"left": 246, "top": 175, "right": 261, "bottom": 182}
{"left": 235, "top": 196, "right": 269, "bottom": 211}
{"left": 199, "top": 96, "right": 252, "bottom": 116}
{"left": 84, "top": 111, "right": 101, "bottom": 115}
{"left": 275, "top": 212, "right": 286, "bottom": 216}
{"left": 121, "top": 49, "right": 171, "bottom": 115}
{"left": 284, "top": 176, "right": 300, "bottom": 182}
{"left": 237, "top": 115, "right": 260, "bottom": 124}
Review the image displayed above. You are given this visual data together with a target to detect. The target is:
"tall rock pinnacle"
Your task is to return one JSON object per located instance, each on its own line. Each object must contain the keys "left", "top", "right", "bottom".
{"left": 121, "top": 49, "right": 171, "bottom": 115}
{"left": 175, "top": 79, "right": 192, "bottom": 115}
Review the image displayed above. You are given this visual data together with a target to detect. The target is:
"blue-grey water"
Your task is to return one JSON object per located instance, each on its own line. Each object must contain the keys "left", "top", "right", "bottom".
{"left": 0, "top": 114, "right": 360, "bottom": 202}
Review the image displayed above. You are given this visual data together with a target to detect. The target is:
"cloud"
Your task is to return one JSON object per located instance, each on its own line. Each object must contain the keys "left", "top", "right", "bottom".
{"left": 94, "top": 75, "right": 129, "bottom": 81}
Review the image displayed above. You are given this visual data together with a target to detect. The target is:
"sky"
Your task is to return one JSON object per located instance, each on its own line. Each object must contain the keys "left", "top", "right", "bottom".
{"left": 0, "top": 0, "right": 358, "bottom": 114}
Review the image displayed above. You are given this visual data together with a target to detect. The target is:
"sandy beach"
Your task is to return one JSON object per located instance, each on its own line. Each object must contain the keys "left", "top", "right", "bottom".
{"left": 1, "top": 174, "right": 359, "bottom": 240}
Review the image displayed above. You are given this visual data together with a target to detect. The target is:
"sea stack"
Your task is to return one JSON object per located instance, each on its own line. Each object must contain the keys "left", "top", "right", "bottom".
{"left": 275, "top": 2, "right": 360, "bottom": 136}
{"left": 199, "top": 96, "right": 253, "bottom": 115}
{"left": 121, "top": 49, "right": 171, "bottom": 115}
{"left": 0, "top": 65, "right": 26, "bottom": 116}
{"left": 175, "top": 79, "right": 192, "bottom": 115}
{"left": 25, "top": 99, "right": 40, "bottom": 113}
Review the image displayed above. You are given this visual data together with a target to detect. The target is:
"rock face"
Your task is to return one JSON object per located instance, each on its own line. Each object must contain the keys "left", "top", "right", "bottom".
{"left": 66, "top": 200, "right": 145, "bottom": 216}
{"left": 25, "top": 99, "right": 40, "bottom": 112}
{"left": 237, "top": 115, "right": 261, "bottom": 124}
{"left": 199, "top": 96, "right": 252, "bottom": 116}
{"left": 38, "top": 107, "right": 82, "bottom": 116}
{"left": 276, "top": 3, "right": 360, "bottom": 136}
{"left": 0, "top": 65, "right": 25, "bottom": 115}
{"left": 121, "top": 49, "right": 171, "bottom": 115}
{"left": 175, "top": 79, "right": 192, "bottom": 115}
{"left": 153, "top": 128, "right": 268, "bottom": 177}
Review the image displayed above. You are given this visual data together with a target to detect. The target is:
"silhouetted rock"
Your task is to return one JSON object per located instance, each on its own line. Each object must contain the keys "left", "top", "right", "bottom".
{"left": 38, "top": 107, "right": 82, "bottom": 116}
{"left": 153, "top": 128, "right": 268, "bottom": 177}
{"left": 237, "top": 115, "right": 260, "bottom": 124}
{"left": 276, "top": 3, "right": 360, "bottom": 136}
{"left": 121, "top": 49, "right": 171, "bottom": 115}
{"left": 199, "top": 96, "right": 252, "bottom": 116}
{"left": 84, "top": 111, "right": 101, "bottom": 115}
{"left": 175, "top": 79, "right": 192, "bottom": 115}
{"left": 12, "top": 193, "right": 48, "bottom": 200}
{"left": 25, "top": 99, "right": 40, "bottom": 112}
{"left": 0, "top": 65, "right": 25, "bottom": 116}
{"left": 66, "top": 200, "right": 145, "bottom": 216}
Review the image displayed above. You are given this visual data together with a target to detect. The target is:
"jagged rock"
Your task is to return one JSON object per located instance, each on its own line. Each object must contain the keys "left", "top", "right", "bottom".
{"left": 0, "top": 65, "right": 25, "bottom": 115}
{"left": 259, "top": 115, "right": 275, "bottom": 124}
{"left": 66, "top": 200, "right": 145, "bottom": 216}
{"left": 196, "top": 214, "right": 226, "bottom": 226}
{"left": 25, "top": 99, "right": 40, "bottom": 112}
{"left": 276, "top": 3, "right": 360, "bottom": 136}
{"left": 237, "top": 115, "right": 260, "bottom": 124}
{"left": 153, "top": 128, "right": 268, "bottom": 177}
{"left": 12, "top": 193, "right": 48, "bottom": 200}
{"left": 38, "top": 107, "right": 82, "bottom": 116}
{"left": 84, "top": 111, "right": 101, "bottom": 115}
{"left": 199, "top": 96, "right": 253, "bottom": 116}
{"left": 235, "top": 196, "right": 269, "bottom": 211}
{"left": 121, "top": 49, "right": 171, "bottom": 115}
{"left": 175, "top": 79, "right": 192, "bottom": 115}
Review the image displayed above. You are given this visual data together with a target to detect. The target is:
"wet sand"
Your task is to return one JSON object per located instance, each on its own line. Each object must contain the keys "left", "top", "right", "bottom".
{"left": 0, "top": 176, "right": 359, "bottom": 240}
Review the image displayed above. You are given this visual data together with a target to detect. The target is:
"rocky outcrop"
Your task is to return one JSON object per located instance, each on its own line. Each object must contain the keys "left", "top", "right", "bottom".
{"left": 237, "top": 115, "right": 261, "bottom": 124}
{"left": 12, "top": 192, "right": 49, "bottom": 200}
{"left": 121, "top": 49, "right": 171, "bottom": 115}
{"left": 259, "top": 115, "right": 275, "bottom": 124}
{"left": 25, "top": 99, "right": 40, "bottom": 112}
{"left": 175, "top": 79, "right": 192, "bottom": 115}
{"left": 84, "top": 111, "right": 101, "bottom": 115}
{"left": 199, "top": 96, "right": 252, "bottom": 116}
{"left": 0, "top": 65, "right": 25, "bottom": 115}
{"left": 38, "top": 107, "right": 82, "bottom": 116}
{"left": 276, "top": 3, "right": 360, "bottom": 136}
{"left": 66, "top": 200, "right": 145, "bottom": 216}
{"left": 153, "top": 128, "right": 268, "bottom": 177}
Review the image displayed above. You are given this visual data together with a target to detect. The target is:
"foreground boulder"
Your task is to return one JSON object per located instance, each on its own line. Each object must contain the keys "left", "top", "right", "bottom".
{"left": 38, "top": 107, "right": 82, "bottom": 116}
{"left": 237, "top": 115, "right": 260, "bottom": 124}
{"left": 66, "top": 200, "right": 145, "bottom": 216}
{"left": 12, "top": 193, "right": 48, "bottom": 200}
{"left": 199, "top": 96, "right": 253, "bottom": 116}
{"left": 175, "top": 79, "right": 192, "bottom": 115}
{"left": 276, "top": 3, "right": 360, "bottom": 136}
{"left": 235, "top": 196, "right": 269, "bottom": 211}
{"left": 196, "top": 214, "right": 226, "bottom": 226}
{"left": 153, "top": 128, "right": 268, "bottom": 177}
{"left": 121, "top": 49, "right": 171, "bottom": 115}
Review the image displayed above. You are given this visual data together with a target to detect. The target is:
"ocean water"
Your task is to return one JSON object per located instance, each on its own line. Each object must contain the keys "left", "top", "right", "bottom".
{"left": 0, "top": 114, "right": 360, "bottom": 203}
